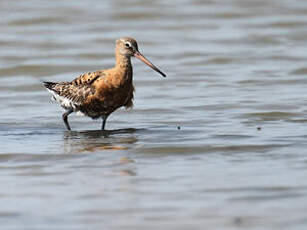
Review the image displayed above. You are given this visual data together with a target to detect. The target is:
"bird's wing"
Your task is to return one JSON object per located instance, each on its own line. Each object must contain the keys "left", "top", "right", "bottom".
{"left": 50, "top": 82, "right": 95, "bottom": 106}
{"left": 44, "top": 71, "right": 106, "bottom": 109}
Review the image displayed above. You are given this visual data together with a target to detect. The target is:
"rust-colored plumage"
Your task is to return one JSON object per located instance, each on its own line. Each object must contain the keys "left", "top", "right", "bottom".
{"left": 43, "top": 37, "right": 166, "bottom": 130}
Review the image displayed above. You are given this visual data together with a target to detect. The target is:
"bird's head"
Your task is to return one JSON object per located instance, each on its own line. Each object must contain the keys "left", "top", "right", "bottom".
{"left": 116, "top": 37, "right": 166, "bottom": 77}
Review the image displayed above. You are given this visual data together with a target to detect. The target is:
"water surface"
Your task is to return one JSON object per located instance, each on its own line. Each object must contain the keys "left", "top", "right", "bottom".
{"left": 1, "top": 0, "right": 307, "bottom": 229}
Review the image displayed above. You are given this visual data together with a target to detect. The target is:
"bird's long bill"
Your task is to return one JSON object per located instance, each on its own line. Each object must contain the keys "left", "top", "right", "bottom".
{"left": 134, "top": 51, "right": 166, "bottom": 77}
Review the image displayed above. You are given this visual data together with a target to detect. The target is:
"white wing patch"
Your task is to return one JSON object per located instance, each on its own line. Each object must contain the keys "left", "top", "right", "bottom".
{"left": 47, "top": 89, "right": 78, "bottom": 111}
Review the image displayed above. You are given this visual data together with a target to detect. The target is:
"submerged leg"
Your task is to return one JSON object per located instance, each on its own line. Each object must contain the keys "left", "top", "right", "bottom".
{"left": 101, "top": 115, "right": 109, "bottom": 130}
{"left": 62, "top": 109, "right": 73, "bottom": 131}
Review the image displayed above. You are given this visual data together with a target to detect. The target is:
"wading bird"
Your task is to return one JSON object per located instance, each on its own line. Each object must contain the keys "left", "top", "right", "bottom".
{"left": 43, "top": 37, "right": 166, "bottom": 131}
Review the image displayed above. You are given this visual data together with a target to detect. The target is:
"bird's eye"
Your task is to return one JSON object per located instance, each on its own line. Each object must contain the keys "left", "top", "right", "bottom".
{"left": 125, "top": 43, "right": 130, "bottom": 48}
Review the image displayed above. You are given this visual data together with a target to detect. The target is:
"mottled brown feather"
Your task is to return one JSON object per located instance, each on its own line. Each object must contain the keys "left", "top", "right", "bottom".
{"left": 72, "top": 71, "right": 105, "bottom": 86}
{"left": 52, "top": 82, "right": 96, "bottom": 106}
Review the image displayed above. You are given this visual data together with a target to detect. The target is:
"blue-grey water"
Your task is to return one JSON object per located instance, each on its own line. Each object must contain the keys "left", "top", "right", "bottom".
{"left": 1, "top": 0, "right": 307, "bottom": 229}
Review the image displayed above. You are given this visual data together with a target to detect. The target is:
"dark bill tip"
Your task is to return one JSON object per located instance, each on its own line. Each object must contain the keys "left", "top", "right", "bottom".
{"left": 134, "top": 51, "right": 166, "bottom": 77}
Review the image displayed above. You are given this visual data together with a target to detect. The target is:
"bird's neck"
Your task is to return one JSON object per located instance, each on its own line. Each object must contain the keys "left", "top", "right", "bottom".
{"left": 112, "top": 53, "right": 133, "bottom": 83}
{"left": 115, "top": 53, "right": 132, "bottom": 71}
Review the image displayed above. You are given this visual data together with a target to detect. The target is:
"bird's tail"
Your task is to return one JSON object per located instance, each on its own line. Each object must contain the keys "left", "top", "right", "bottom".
{"left": 43, "top": 81, "right": 56, "bottom": 91}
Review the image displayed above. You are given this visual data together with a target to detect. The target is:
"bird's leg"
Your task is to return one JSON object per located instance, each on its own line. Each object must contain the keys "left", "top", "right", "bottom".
{"left": 62, "top": 109, "right": 73, "bottom": 131}
{"left": 101, "top": 115, "right": 108, "bottom": 130}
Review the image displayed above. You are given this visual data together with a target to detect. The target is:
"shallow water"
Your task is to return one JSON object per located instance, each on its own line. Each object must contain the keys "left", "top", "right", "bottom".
{"left": 1, "top": 0, "right": 307, "bottom": 229}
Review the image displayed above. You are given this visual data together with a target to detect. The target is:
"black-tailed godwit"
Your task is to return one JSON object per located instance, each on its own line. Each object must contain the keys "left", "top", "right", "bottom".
{"left": 43, "top": 37, "right": 166, "bottom": 130}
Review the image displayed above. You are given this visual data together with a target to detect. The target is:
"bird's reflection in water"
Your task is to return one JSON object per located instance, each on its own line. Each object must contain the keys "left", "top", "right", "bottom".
{"left": 63, "top": 128, "right": 141, "bottom": 154}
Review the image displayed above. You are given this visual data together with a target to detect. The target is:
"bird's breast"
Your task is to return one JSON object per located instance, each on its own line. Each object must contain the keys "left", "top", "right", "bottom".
{"left": 91, "top": 72, "right": 134, "bottom": 111}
